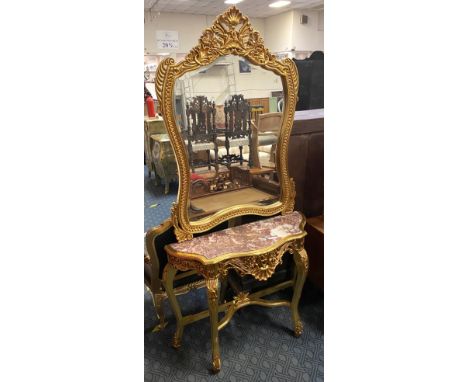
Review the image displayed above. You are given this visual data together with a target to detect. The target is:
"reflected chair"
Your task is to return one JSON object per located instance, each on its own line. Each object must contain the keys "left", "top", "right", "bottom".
{"left": 277, "top": 98, "right": 284, "bottom": 112}
{"left": 250, "top": 112, "right": 282, "bottom": 168}
{"left": 185, "top": 96, "right": 219, "bottom": 173}
{"left": 216, "top": 94, "right": 253, "bottom": 168}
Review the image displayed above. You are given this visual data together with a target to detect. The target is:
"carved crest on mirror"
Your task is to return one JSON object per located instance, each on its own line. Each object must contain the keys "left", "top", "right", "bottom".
{"left": 156, "top": 6, "right": 299, "bottom": 241}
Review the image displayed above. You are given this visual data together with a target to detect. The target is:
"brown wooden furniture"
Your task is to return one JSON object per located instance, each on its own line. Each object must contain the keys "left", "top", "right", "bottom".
{"left": 250, "top": 105, "right": 264, "bottom": 126}
{"left": 216, "top": 94, "right": 252, "bottom": 168}
{"left": 251, "top": 112, "right": 282, "bottom": 168}
{"left": 248, "top": 97, "right": 270, "bottom": 115}
{"left": 185, "top": 96, "right": 219, "bottom": 173}
{"left": 189, "top": 187, "right": 277, "bottom": 219}
{"left": 288, "top": 109, "right": 324, "bottom": 217}
{"left": 304, "top": 216, "right": 324, "bottom": 291}
{"left": 288, "top": 109, "right": 324, "bottom": 292}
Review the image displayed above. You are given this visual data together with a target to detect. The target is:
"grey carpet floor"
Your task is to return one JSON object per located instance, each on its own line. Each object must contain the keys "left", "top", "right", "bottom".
{"left": 144, "top": 167, "right": 324, "bottom": 381}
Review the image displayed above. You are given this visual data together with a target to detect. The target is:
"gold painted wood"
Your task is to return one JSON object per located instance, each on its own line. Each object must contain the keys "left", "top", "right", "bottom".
{"left": 190, "top": 188, "right": 277, "bottom": 219}
{"left": 179, "top": 279, "right": 294, "bottom": 327}
{"left": 206, "top": 277, "right": 221, "bottom": 373}
{"left": 165, "top": 236, "right": 305, "bottom": 272}
{"left": 218, "top": 294, "right": 290, "bottom": 331}
{"left": 145, "top": 219, "right": 205, "bottom": 332}
{"left": 162, "top": 263, "right": 184, "bottom": 348}
{"left": 153, "top": 7, "right": 308, "bottom": 373}
{"left": 155, "top": 6, "right": 299, "bottom": 241}
{"left": 164, "top": 236, "right": 309, "bottom": 372}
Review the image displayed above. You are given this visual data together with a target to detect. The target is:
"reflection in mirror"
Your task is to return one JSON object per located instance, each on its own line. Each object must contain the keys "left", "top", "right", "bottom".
{"left": 173, "top": 55, "right": 284, "bottom": 221}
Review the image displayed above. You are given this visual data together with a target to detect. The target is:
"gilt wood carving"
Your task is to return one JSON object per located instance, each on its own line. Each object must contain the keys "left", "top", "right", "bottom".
{"left": 167, "top": 238, "right": 306, "bottom": 281}
{"left": 156, "top": 6, "right": 299, "bottom": 241}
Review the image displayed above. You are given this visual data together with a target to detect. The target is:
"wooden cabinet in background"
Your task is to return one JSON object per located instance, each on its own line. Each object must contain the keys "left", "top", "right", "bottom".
{"left": 288, "top": 109, "right": 324, "bottom": 292}
{"left": 305, "top": 216, "right": 324, "bottom": 291}
{"left": 288, "top": 109, "right": 324, "bottom": 217}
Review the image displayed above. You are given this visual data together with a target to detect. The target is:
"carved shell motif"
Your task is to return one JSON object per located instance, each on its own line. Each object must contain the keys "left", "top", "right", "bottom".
{"left": 183, "top": 7, "right": 276, "bottom": 68}
{"left": 155, "top": 6, "right": 299, "bottom": 240}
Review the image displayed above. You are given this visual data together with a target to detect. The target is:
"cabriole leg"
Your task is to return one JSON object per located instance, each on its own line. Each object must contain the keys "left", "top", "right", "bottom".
{"left": 291, "top": 247, "right": 309, "bottom": 337}
{"left": 162, "top": 264, "right": 184, "bottom": 348}
{"left": 206, "top": 277, "right": 221, "bottom": 373}
{"left": 151, "top": 293, "right": 168, "bottom": 332}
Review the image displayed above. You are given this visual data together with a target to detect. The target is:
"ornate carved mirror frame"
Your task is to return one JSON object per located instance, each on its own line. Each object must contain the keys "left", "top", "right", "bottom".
{"left": 156, "top": 6, "right": 299, "bottom": 241}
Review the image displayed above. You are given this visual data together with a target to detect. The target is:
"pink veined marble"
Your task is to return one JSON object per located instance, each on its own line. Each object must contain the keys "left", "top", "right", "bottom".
{"left": 167, "top": 211, "right": 304, "bottom": 260}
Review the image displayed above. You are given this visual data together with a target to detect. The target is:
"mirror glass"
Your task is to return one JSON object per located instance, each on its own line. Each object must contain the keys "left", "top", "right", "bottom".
{"left": 173, "top": 55, "right": 285, "bottom": 222}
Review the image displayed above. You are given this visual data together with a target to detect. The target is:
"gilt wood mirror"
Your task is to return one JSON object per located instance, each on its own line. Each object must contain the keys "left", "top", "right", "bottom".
{"left": 156, "top": 6, "right": 299, "bottom": 241}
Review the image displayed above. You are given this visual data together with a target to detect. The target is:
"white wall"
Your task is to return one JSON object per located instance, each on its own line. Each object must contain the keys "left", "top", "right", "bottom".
{"left": 264, "top": 11, "right": 294, "bottom": 53}
{"left": 144, "top": 12, "right": 265, "bottom": 55}
{"left": 175, "top": 56, "right": 282, "bottom": 104}
{"left": 144, "top": 10, "right": 323, "bottom": 56}
{"left": 234, "top": 62, "right": 282, "bottom": 99}
{"left": 290, "top": 10, "right": 324, "bottom": 52}
{"left": 144, "top": 12, "right": 207, "bottom": 55}
{"left": 144, "top": 10, "right": 323, "bottom": 100}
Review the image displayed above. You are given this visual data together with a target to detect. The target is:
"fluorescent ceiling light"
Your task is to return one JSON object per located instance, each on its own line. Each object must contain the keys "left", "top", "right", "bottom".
{"left": 225, "top": 0, "right": 243, "bottom": 4}
{"left": 269, "top": 1, "right": 291, "bottom": 8}
{"left": 158, "top": 52, "right": 170, "bottom": 56}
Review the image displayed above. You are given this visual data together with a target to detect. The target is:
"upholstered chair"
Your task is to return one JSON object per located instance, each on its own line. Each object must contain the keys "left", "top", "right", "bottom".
{"left": 145, "top": 220, "right": 205, "bottom": 332}
{"left": 145, "top": 219, "right": 230, "bottom": 332}
{"left": 250, "top": 112, "right": 283, "bottom": 168}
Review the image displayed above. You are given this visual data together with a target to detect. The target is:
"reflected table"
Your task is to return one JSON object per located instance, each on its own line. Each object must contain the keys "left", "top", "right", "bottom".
{"left": 189, "top": 187, "right": 277, "bottom": 220}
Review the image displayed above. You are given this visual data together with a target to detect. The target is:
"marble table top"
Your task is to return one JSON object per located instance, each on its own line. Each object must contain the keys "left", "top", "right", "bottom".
{"left": 166, "top": 211, "right": 305, "bottom": 262}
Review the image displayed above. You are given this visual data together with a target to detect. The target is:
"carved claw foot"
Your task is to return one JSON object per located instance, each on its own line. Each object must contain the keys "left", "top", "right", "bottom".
{"left": 294, "top": 321, "right": 303, "bottom": 337}
{"left": 172, "top": 335, "right": 182, "bottom": 349}
{"left": 211, "top": 357, "right": 221, "bottom": 373}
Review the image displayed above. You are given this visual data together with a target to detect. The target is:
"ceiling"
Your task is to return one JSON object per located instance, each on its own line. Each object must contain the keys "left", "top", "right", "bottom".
{"left": 144, "top": 0, "right": 323, "bottom": 18}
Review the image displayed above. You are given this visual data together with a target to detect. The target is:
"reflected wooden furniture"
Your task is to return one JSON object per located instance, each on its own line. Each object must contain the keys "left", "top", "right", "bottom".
{"left": 150, "top": 134, "right": 178, "bottom": 194}
{"left": 216, "top": 94, "right": 252, "bottom": 168}
{"left": 185, "top": 96, "right": 219, "bottom": 173}
{"left": 144, "top": 117, "right": 166, "bottom": 179}
{"left": 250, "top": 105, "right": 264, "bottom": 125}
{"left": 248, "top": 97, "right": 270, "bottom": 115}
{"left": 190, "top": 166, "right": 251, "bottom": 199}
{"left": 153, "top": 6, "right": 307, "bottom": 373}
{"left": 190, "top": 187, "right": 277, "bottom": 220}
{"left": 251, "top": 112, "right": 282, "bottom": 168}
